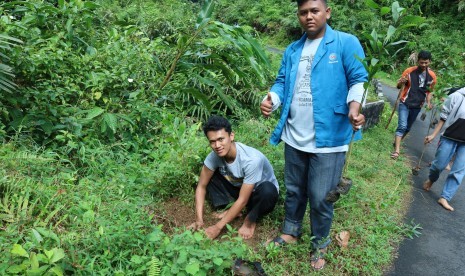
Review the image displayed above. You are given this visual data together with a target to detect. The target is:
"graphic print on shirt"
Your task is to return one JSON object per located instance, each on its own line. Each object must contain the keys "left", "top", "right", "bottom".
{"left": 294, "top": 54, "right": 314, "bottom": 107}
{"left": 419, "top": 71, "right": 426, "bottom": 88}
{"left": 219, "top": 166, "right": 243, "bottom": 187}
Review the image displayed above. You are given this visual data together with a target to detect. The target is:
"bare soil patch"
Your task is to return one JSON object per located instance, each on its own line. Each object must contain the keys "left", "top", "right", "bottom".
{"left": 149, "top": 198, "right": 277, "bottom": 247}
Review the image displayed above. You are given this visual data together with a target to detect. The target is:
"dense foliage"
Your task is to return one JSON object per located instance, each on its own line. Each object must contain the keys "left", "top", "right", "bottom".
{"left": 0, "top": 0, "right": 272, "bottom": 147}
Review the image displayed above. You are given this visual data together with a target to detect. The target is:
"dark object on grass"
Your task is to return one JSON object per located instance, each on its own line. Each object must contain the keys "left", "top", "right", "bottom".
{"left": 326, "top": 177, "right": 352, "bottom": 203}
{"left": 232, "top": 259, "right": 267, "bottom": 276}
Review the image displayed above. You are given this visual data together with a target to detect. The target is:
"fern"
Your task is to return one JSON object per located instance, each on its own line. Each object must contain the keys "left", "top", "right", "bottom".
{"left": 148, "top": 257, "right": 161, "bottom": 276}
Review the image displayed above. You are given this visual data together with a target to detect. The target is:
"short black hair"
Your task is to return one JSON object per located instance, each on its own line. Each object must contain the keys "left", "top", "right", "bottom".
{"left": 418, "top": 50, "right": 432, "bottom": 61}
{"left": 295, "top": 0, "right": 327, "bottom": 7}
{"left": 203, "top": 115, "right": 232, "bottom": 136}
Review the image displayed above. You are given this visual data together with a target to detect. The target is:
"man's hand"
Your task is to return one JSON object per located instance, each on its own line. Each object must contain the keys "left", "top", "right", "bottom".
{"left": 260, "top": 92, "right": 273, "bottom": 118}
{"left": 398, "top": 76, "right": 408, "bottom": 85}
{"left": 187, "top": 221, "right": 204, "bottom": 231}
{"left": 205, "top": 224, "right": 222, "bottom": 239}
{"left": 424, "top": 135, "right": 435, "bottom": 144}
{"left": 348, "top": 112, "right": 365, "bottom": 131}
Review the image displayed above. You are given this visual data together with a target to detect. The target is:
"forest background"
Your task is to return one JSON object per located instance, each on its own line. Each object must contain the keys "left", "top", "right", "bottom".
{"left": 1, "top": 0, "right": 464, "bottom": 275}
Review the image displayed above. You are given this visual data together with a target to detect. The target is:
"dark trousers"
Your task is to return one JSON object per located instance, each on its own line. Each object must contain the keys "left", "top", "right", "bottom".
{"left": 207, "top": 171, "right": 278, "bottom": 222}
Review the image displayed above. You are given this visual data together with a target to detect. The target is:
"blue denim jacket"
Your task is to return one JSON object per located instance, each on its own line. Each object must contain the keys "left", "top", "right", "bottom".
{"left": 269, "top": 25, "right": 368, "bottom": 147}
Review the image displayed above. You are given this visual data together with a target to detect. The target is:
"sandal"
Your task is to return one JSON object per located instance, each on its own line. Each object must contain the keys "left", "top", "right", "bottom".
{"left": 310, "top": 248, "right": 327, "bottom": 271}
{"left": 390, "top": 151, "right": 400, "bottom": 160}
{"left": 266, "top": 234, "right": 299, "bottom": 248}
{"left": 271, "top": 236, "right": 288, "bottom": 247}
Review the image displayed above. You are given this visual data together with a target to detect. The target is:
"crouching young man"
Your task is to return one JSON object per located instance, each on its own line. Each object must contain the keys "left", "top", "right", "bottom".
{"left": 188, "top": 115, "right": 279, "bottom": 240}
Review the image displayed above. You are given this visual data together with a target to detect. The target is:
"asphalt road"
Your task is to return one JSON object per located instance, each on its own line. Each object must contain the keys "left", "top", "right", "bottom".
{"left": 381, "top": 83, "right": 465, "bottom": 276}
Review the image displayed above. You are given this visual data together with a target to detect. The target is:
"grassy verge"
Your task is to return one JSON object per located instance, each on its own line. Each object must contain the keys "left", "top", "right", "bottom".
{"left": 0, "top": 105, "right": 416, "bottom": 275}
{"left": 375, "top": 71, "right": 397, "bottom": 87}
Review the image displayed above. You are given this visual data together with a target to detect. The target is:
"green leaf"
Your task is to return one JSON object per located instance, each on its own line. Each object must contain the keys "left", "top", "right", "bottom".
{"left": 30, "top": 252, "right": 39, "bottom": 269}
{"left": 384, "top": 25, "right": 396, "bottom": 44}
{"left": 86, "top": 46, "right": 97, "bottom": 55}
{"left": 196, "top": 75, "right": 235, "bottom": 111}
{"left": 32, "top": 228, "right": 43, "bottom": 245}
{"left": 177, "top": 251, "right": 187, "bottom": 264}
{"left": 196, "top": 0, "right": 214, "bottom": 28}
{"left": 49, "top": 266, "right": 64, "bottom": 276}
{"left": 26, "top": 266, "right": 49, "bottom": 276}
{"left": 182, "top": 88, "right": 212, "bottom": 110}
{"left": 176, "top": 34, "right": 189, "bottom": 49}
{"left": 44, "top": 248, "right": 54, "bottom": 260}
{"left": 380, "top": 7, "right": 390, "bottom": 16}
{"left": 131, "top": 255, "right": 143, "bottom": 264}
{"left": 391, "top": 1, "right": 401, "bottom": 23}
{"left": 193, "top": 232, "right": 203, "bottom": 242}
{"left": 85, "top": 107, "right": 104, "bottom": 120}
{"left": 49, "top": 248, "right": 65, "bottom": 263}
{"left": 213, "top": 258, "right": 223, "bottom": 266}
{"left": 114, "top": 113, "right": 135, "bottom": 126}
{"left": 11, "top": 244, "right": 28, "bottom": 257}
{"left": 83, "top": 2, "right": 100, "bottom": 9}
{"left": 7, "top": 264, "right": 28, "bottom": 273}
{"left": 103, "top": 113, "right": 117, "bottom": 134}
{"left": 35, "top": 228, "right": 60, "bottom": 245}
{"left": 365, "top": 0, "right": 379, "bottom": 9}
{"left": 185, "top": 261, "right": 200, "bottom": 275}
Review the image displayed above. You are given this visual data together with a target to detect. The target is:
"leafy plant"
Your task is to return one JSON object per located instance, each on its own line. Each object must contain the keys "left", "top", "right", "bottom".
{"left": 6, "top": 229, "right": 65, "bottom": 275}
{"left": 0, "top": 34, "right": 22, "bottom": 93}
{"left": 158, "top": 0, "right": 272, "bottom": 119}
{"left": 148, "top": 257, "right": 161, "bottom": 276}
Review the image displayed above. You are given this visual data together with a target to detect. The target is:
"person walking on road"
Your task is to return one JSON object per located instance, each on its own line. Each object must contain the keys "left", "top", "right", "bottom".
{"left": 391, "top": 50, "right": 437, "bottom": 159}
{"left": 423, "top": 88, "right": 465, "bottom": 211}
{"left": 260, "top": 0, "right": 367, "bottom": 270}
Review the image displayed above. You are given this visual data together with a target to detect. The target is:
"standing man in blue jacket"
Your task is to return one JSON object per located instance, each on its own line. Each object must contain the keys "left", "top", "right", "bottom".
{"left": 260, "top": 0, "right": 367, "bottom": 270}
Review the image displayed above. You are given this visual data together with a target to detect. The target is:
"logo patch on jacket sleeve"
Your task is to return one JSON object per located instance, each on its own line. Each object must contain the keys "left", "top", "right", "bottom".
{"left": 329, "top": 53, "right": 338, "bottom": 64}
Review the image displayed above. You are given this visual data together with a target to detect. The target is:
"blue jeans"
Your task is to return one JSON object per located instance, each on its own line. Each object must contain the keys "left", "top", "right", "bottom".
{"left": 282, "top": 144, "right": 346, "bottom": 249}
{"left": 429, "top": 136, "right": 465, "bottom": 201}
{"left": 395, "top": 102, "right": 422, "bottom": 137}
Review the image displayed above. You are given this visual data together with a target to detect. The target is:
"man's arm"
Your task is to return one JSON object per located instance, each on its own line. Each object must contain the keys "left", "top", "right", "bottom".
{"left": 425, "top": 119, "right": 445, "bottom": 144}
{"left": 188, "top": 165, "right": 214, "bottom": 230}
{"left": 205, "top": 183, "right": 254, "bottom": 239}
{"left": 426, "top": 92, "right": 433, "bottom": 109}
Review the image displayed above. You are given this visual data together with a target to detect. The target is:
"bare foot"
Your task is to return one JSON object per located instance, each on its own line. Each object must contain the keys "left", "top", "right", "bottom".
{"left": 238, "top": 219, "right": 256, "bottom": 240}
{"left": 438, "top": 198, "right": 454, "bottom": 211}
{"left": 310, "top": 248, "right": 327, "bottom": 271}
{"left": 213, "top": 210, "right": 242, "bottom": 220}
{"left": 423, "top": 179, "right": 433, "bottom": 191}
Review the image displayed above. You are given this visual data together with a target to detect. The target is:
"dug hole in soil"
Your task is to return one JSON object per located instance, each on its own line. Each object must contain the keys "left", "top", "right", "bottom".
{"left": 148, "top": 198, "right": 273, "bottom": 247}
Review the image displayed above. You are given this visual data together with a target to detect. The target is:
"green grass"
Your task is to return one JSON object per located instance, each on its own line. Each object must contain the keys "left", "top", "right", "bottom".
{"left": 375, "top": 71, "right": 397, "bottom": 87}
